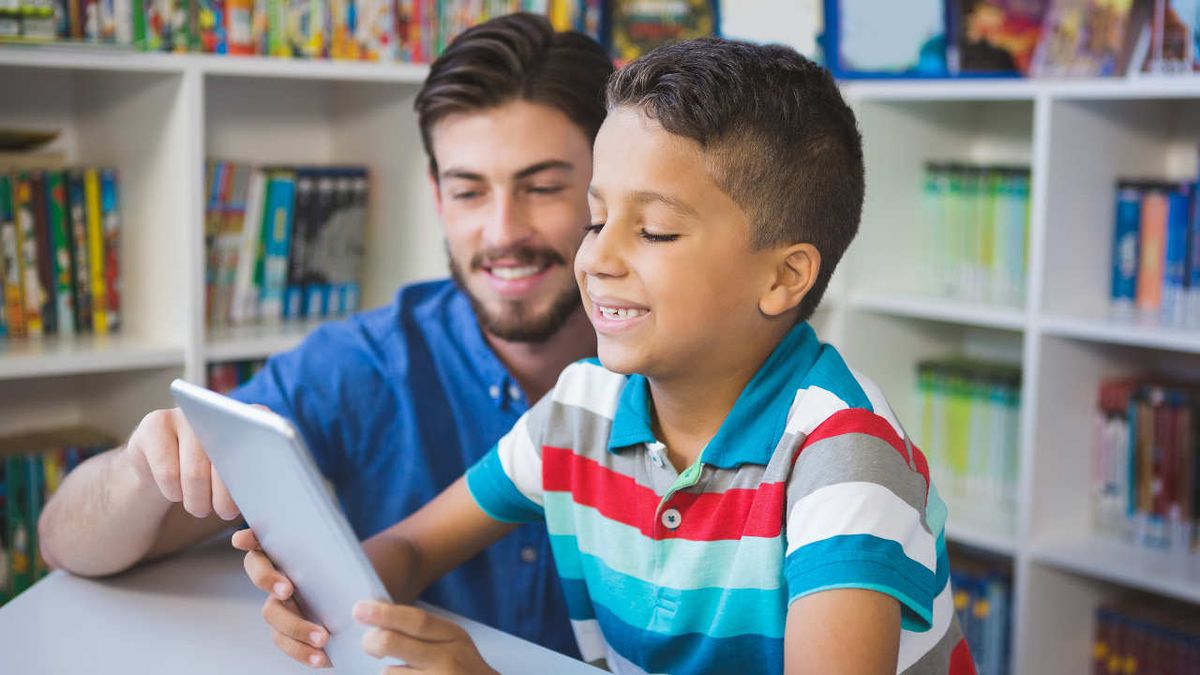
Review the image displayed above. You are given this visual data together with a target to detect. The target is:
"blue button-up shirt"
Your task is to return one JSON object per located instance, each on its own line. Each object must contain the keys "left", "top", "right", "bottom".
{"left": 231, "top": 279, "right": 578, "bottom": 657}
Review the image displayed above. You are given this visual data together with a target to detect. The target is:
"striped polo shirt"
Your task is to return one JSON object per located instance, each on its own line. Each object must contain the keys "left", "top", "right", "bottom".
{"left": 466, "top": 321, "right": 975, "bottom": 674}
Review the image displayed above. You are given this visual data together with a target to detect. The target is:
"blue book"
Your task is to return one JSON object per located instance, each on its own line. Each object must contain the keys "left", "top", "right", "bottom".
{"left": 1188, "top": 179, "right": 1200, "bottom": 328}
{"left": 1161, "top": 183, "right": 1191, "bottom": 326}
{"left": 1111, "top": 182, "right": 1143, "bottom": 318}
{"left": 257, "top": 172, "right": 296, "bottom": 322}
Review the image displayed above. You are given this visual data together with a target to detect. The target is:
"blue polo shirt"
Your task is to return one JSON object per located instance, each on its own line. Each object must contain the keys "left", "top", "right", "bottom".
{"left": 230, "top": 279, "right": 578, "bottom": 657}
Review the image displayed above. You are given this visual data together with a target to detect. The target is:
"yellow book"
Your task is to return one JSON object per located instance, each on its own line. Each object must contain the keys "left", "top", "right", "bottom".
{"left": 84, "top": 169, "right": 108, "bottom": 335}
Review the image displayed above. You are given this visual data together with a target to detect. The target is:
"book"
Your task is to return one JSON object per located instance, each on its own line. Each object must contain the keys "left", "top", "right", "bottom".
{"left": 1161, "top": 181, "right": 1191, "bottom": 325}
{"left": 1030, "top": 0, "right": 1151, "bottom": 76}
{"left": 610, "top": 0, "right": 718, "bottom": 65}
{"left": 948, "top": 0, "right": 1048, "bottom": 75}
{"left": 45, "top": 170, "right": 75, "bottom": 336}
{"left": 13, "top": 173, "right": 44, "bottom": 337}
{"left": 0, "top": 174, "right": 23, "bottom": 338}
{"left": 224, "top": 0, "right": 253, "bottom": 52}
{"left": 823, "top": 0, "right": 948, "bottom": 77}
{"left": 100, "top": 169, "right": 121, "bottom": 331}
{"left": 1111, "top": 181, "right": 1143, "bottom": 318}
{"left": 30, "top": 172, "right": 57, "bottom": 335}
{"left": 257, "top": 170, "right": 296, "bottom": 321}
{"left": 283, "top": 169, "right": 314, "bottom": 320}
{"left": 231, "top": 167, "right": 266, "bottom": 324}
{"left": 84, "top": 168, "right": 108, "bottom": 335}
{"left": 66, "top": 170, "right": 93, "bottom": 334}
{"left": 1135, "top": 184, "right": 1168, "bottom": 318}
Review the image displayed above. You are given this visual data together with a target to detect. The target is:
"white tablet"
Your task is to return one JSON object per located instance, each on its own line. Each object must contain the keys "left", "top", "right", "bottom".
{"left": 170, "top": 379, "right": 397, "bottom": 674}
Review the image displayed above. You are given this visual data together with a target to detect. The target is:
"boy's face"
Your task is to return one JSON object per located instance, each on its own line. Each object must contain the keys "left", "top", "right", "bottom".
{"left": 431, "top": 99, "right": 593, "bottom": 343}
{"left": 578, "top": 107, "right": 783, "bottom": 380}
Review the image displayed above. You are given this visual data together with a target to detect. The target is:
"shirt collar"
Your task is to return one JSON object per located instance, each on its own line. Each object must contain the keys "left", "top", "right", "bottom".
{"left": 607, "top": 321, "right": 823, "bottom": 469}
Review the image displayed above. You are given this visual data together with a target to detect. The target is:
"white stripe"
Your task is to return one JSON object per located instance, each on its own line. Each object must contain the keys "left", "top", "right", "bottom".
{"left": 496, "top": 415, "right": 543, "bottom": 506}
{"left": 551, "top": 361, "right": 627, "bottom": 420}
{"left": 897, "top": 577, "right": 955, "bottom": 672}
{"left": 570, "top": 618, "right": 610, "bottom": 665}
{"left": 784, "top": 385, "right": 849, "bottom": 436}
{"left": 785, "top": 481, "right": 937, "bottom": 573}
{"left": 849, "top": 368, "right": 908, "bottom": 442}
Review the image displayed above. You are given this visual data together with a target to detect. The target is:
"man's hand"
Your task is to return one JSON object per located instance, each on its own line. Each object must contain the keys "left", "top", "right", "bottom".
{"left": 354, "top": 601, "right": 496, "bottom": 674}
{"left": 232, "top": 529, "right": 332, "bottom": 668}
{"left": 123, "top": 407, "right": 239, "bottom": 520}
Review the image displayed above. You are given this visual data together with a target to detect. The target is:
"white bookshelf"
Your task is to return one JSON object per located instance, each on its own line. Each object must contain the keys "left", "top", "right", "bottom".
{"left": 4, "top": 48, "right": 1200, "bottom": 673}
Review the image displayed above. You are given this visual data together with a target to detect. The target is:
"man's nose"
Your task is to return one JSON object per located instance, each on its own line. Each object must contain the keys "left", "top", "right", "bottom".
{"left": 481, "top": 193, "right": 532, "bottom": 249}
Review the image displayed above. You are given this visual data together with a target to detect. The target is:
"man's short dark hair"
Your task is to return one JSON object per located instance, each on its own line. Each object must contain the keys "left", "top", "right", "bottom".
{"left": 414, "top": 13, "right": 614, "bottom": 175}
{"left": 606, "top": 38, "right": 864, "bottom": 322}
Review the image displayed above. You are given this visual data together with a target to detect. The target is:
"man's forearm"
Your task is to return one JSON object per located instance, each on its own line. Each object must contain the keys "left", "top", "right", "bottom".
{"left": 38, "top": 448, "right": 176, "bottom": 576}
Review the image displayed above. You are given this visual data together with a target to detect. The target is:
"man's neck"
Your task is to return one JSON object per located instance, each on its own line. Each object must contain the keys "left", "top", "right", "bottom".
{"left": 483, "top": 309, "right": 597, "bottom": 404}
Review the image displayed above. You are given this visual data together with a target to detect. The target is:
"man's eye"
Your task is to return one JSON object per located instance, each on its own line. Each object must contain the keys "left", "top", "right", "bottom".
{"left": 529, "top": 186, "right": 564, "bottom": 195}
{"left": 452, "top": 191, "right": 480, "bottom": 200}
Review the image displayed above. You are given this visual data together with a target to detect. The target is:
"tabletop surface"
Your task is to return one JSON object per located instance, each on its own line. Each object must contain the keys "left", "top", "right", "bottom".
{"left": 0, "top": 541, "right": 603, "bottom": 674}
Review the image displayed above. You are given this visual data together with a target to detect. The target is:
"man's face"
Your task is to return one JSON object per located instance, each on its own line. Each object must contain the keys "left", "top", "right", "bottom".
{"left": 431, "top": 99, "right": 593, "bottom": 343}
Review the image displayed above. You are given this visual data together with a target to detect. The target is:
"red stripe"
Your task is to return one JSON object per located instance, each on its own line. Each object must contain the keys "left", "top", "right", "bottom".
{"left": 795, "top": 408, "right": 931, "bottom": 490}
{"left": 949, "top": 638, "right": 977, "bottom": 675}
{"left": 542, "top": 446, "right": 786, "bottom": 541}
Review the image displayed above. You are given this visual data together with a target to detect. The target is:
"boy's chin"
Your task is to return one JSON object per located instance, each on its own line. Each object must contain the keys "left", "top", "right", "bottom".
{"left": 595, "top": 346, "right": 641, "bottom": 376}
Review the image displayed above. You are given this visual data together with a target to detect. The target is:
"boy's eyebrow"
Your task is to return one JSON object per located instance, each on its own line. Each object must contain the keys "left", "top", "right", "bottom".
{"left": 632, "top": 190, "right": 699, "bottom": 218}
{"left": 440, "top": 159, "right": 574, "bottom": 182}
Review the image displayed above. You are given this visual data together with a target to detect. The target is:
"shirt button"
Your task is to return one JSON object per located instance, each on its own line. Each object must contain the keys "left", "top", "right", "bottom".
{"left": 649, "top": 450, "right": 664, "bottom": 468}
{"left": 661, "top": 508, "right": 682, "bottom": 530}
{"left": 488, "top": 385, "right": 500, "bottom": 400}
{"left": 508, "top": 385, "right": 521, "bottom": 401}
{"left": 520, "top": 546, "right": 538, "bottom": 563}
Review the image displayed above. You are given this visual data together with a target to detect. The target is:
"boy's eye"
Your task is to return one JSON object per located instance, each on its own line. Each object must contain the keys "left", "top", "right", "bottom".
{"left": 640, "top": 229, "right": 679, "bottom": 243}
{"left": 584, "top": 222, "right": 604, "bottom": 235}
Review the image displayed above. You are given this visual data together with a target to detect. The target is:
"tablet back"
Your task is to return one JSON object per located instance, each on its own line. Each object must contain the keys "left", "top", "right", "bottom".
{"left": 171, "top": 379, "right": 393, "bottom": 674}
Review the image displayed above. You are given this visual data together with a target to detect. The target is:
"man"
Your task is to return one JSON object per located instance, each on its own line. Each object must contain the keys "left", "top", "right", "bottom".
{"left": 37, "top": 13, "right": 613, "bottom": 657}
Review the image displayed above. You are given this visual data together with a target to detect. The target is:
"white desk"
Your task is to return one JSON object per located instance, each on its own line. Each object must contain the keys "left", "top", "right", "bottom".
{"left": 0, "top": 542, "right": 602, "bottom": 674}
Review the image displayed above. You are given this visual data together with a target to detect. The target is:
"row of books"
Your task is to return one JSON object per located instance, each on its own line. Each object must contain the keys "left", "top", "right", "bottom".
{"left": 206, "top": 357, "right": 263, "bottom": 394}
{"left": 0, "top": 167, "right": 122, "bottom": 339}
{"left": 916, "top": 358, "right": 1021, "bottom": 510}
{"left": 0, "top": 429, "right": 112, "bottom": 606}
{"left": 1109, "top": 178, "right": 1200, "bottom": 327}
{"left": 919, "top": 163, "right": 1029, "bottom": 307}
{"left": 204, "top": 161, "right": 366, "bottom": 327}
{"left": 1093, "top": 596, "right": 1200, "bottom": 674}
{"left": 950, "top": 552, "right": 1012, "bottom": 675}
{"left": 825, "top": 0, "right": 1200, "bottom": 79}
{"left": 1094, "top": 378, "right": 1199, "bottom": 554}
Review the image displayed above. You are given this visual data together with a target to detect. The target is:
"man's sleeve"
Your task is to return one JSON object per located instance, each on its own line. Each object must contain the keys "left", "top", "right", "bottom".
{"left": 783, "top": 408, "right": 938, "bottom": 633}
{"left": 464, "top": 395, "right": 550, "bottom": 524}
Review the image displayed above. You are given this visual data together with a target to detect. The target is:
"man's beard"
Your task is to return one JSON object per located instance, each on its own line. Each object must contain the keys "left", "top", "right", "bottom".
{"left": 449, "top": 243, "right": 583, "bottom": 344}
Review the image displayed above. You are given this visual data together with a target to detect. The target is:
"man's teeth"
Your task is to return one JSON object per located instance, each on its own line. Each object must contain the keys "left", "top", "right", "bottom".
{"left": 490, "top": 265, "right": 541, "bottom": 280}
{"left": 599, "top": 306, "right": 647, "bottom": 320}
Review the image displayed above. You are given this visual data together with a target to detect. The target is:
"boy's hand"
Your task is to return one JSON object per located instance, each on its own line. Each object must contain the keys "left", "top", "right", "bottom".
{"left": 232, "top": 528, "right": 331, "bottom": 669}
{"left": 354, "top": 601, "right": 496, "bottom": 674}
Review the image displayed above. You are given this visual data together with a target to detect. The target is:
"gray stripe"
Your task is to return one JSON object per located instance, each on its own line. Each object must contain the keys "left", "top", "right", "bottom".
{"left": 900, "top": 613, "right": 966, "bottom": 675}
{"left": 787, "top": 433, "right": 932, "bottom": 535}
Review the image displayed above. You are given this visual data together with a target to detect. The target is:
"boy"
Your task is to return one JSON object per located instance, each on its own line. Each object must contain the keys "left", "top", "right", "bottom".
{"left": 239, "top": 38, "right": 974, "bottom": 673}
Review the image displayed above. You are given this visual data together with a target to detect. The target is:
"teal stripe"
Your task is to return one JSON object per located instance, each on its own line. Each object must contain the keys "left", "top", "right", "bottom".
{"left": 544, "top": 492, "right": 786, "bottom": 590}
{"left": 464, "top": 447, "right": 543, "bottom": 524}
{"left": 785, "top": 534, "right": 935, "bottom": 632}
{"left": 563, "top": 548, "right": 788, "bottom": 639}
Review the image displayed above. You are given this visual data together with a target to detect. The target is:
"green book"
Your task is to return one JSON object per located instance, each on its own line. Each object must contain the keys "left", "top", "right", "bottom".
{"left": 46, "top": 171, "right": 75, "bottom": 337}
{"left": 5, "top": 456, "right": 30, "bottom": 596}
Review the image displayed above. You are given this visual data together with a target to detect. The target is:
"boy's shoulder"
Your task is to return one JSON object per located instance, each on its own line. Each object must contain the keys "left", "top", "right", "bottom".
{"left": 785, "top": 342, "right": 909, "bottom": 444}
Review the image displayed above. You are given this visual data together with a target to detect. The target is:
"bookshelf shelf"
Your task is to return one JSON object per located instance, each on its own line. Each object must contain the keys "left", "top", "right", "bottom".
{"left": 0, "top": 336, "right": 183, "bottom": 380}
{"left": 195, "top": 54, "right": 429, "bottom": 83}
{"left": 848, "top": 292, "right": 1027, "bottom": 332}
{"left": 1040, "top": 314, "right": 1200, "bottom": 354}
{"left": 943, "top": 504, "right": 1020, "bottom": 558}
{"left": 204, "top": 320, "right": 327, "bottom": 363}
{"left": 1032, "top": 536, "right": 1200, "bottom": 605}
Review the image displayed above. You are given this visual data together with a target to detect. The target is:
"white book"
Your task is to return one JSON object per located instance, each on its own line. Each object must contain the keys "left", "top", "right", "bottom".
{"left": 231, "top": 168, "right": 265, "bottom": 325}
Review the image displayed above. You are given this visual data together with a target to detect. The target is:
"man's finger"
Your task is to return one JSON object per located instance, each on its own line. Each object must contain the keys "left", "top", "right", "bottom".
{"left": 270, "top": 628, "right": 330, "bottom": 669}
{"left": 211, "top": 467, "right": 240, "bottom": 520}
{"left": 176, "top": 413, "right": 213, "bottom": 518}
{"left": 230, "top": 528, "right": 259, "bottom": 552}
{"left": 262, "top": 596, "right": 329, "bottom": 649}
{"left": 353, "top": 602, "right": 461, "bottom": 642}
{"left": 243, "top": 548, "right": 292, "bottom": 600}
{"left": 140, "top": 411, "right": 183, "bottom": 503}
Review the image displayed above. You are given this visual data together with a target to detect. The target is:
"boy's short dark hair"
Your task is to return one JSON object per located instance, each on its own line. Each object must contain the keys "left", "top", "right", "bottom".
{"left": 414, "top": 13, "right": 614, "bottom": 176}
{"left": 606, "top": 38, "right": 864, "bottom": 322}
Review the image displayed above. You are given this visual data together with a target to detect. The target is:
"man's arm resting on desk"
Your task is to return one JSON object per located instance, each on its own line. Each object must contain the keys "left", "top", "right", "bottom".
{"left": 39, "top": 409, "right": 238, "bottom": 577}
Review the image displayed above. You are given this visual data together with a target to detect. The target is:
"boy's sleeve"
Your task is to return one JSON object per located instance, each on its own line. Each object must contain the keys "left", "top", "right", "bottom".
{"left": 783, "top": 409, "right": 938, "bottom": 633}
{"left": 465, "top": 394, "right": 551, "bottom": 524}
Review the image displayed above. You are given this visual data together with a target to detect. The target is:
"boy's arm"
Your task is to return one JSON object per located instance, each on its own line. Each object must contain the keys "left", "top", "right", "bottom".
{"left": 237, "top": 475, "right": 516, "bottom": 670}
{"left": 784, "top": 588, "right": 901, "bottom": 674}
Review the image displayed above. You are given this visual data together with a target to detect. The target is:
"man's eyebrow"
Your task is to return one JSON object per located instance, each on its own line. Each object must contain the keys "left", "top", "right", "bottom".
{"left": 439, "top": 160, "right": 574, "bottom": 183}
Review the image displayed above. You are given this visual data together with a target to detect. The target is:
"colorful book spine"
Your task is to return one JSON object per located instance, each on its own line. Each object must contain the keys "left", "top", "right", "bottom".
{"left": 46, "top": 171, "right": 75, "bottom": 336}
{"left": 0, "top": 175, "right": 23, "bottom": 338}
{"left": 1111, "top": 181, "right": 1143, "bottom": 318}
{"left": 1161, "top": 182, "right": 1191, "bottom": 326}
{"left": 258, "top": 171, "right": 296, "bottom": 321}
{"left": 1136, "top": 186, "right": 1168, "bottom": 318}
{"left": 100, "top": 169, "right": 121, "bottom": 331}
{"left": 13, "top": 174, "right": 44, "bottom": 337}
{"left": 303, "top": 172, "right": 336, "bottom": 318}
{"left": 224, "top": 0, "right": 252, "bottom": 53}
{"left": 31, "top": 172, "right": 57, "bottom": 336}
{"left": 66, "top": 170, "right": 93, "bottom": 334}
{"left": 283, "top": 170, "right": 314, "bottom": 320}
{"left": 231, "top": 167, "right": 266, "bottom": 324}
{"left": 84, "top": 169, "right": 109, "bottom": 335}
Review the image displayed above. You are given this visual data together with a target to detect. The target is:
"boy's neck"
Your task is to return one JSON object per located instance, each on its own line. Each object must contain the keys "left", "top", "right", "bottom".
{"left": 484, "top": 307, "right": 597, "bottom": 403}
{"left": 648, "top": 325, "right": 790, "bottom": 472}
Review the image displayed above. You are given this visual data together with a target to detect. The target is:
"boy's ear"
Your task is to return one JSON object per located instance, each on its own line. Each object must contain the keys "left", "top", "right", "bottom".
{"left": 759, "top": 243, "right": 821, "bottom": 318}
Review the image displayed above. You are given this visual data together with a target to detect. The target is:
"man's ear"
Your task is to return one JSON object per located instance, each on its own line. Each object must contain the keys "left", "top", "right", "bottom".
{"left": 427, "top": 165, "right": 443, "bottom": 217}
{"left": 759, "top": 243, "right": 821, "bottom": 318}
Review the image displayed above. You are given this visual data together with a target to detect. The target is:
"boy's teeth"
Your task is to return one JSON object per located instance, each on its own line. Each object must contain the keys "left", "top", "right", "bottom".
{"left": 491, "top": 265, "right": 541, "bottom": 280}
{"left": 599, "top": 306, "right": 647, "bottom": 320}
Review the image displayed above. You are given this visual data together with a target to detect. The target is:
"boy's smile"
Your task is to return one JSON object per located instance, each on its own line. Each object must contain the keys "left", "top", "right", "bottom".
{"left": 577, "top": 106, "right": 791, "bottom": 384}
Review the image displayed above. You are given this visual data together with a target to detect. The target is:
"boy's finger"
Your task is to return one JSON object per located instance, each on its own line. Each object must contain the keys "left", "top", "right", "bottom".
{"left": 262, "top": 596, "right": 328, "bottom": 648}
{"left": 269, "top": 628, "right": 330, "bottom": 669}
{"left": 362, "top": 627, "right": 438, "bottom": 667}
{"left": 353, "top": 602, "right": 460, "bottom": 642}
{"left": 243, "top": 548, "right": 292, "bottom": 600}
{"left": 230, "top": 528, "right": 259, "bottom": 552}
